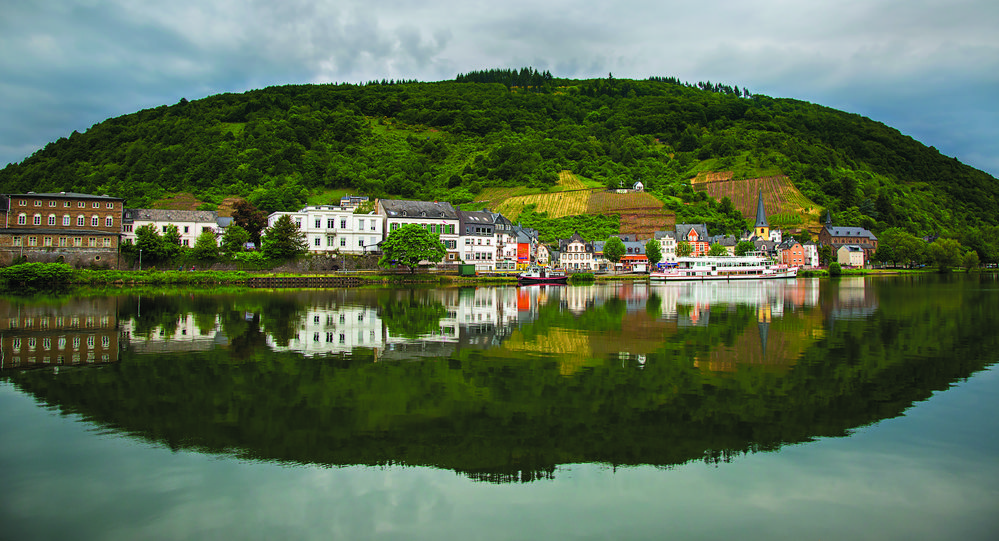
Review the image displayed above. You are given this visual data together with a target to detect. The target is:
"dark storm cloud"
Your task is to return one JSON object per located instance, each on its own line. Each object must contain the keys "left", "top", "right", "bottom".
{"left": 1, "top": 0, "right": 996, "bottom": 176}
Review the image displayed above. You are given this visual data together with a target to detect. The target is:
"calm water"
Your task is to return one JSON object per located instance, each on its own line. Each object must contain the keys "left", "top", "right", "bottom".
{"left": 1, "top": 276, "right": 998, "bottom": 540}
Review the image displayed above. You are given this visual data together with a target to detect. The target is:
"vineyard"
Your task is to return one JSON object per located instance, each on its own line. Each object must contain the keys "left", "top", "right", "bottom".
{"left": 693, "top": 175, "right": 821, "bottom": 231}
{"left": 493, "top": 171, "right": 594, "bottom": 220}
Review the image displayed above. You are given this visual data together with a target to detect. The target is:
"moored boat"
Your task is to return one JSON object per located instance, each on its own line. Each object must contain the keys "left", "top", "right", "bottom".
{"left": 517, "top": 266, "right": 568, "bottom": 284}
{"left": 650, "top": 256, "right": 797, "bottom": 281}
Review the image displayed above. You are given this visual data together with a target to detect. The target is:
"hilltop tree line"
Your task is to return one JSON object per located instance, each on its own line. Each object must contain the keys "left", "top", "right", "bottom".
{"left": 1, "top": 69, "right": 996, "bottom": 244}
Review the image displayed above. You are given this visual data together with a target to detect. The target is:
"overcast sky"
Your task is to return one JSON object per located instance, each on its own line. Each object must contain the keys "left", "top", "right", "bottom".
{"left": 2, "top": 0, "right": 997, "bottom": 177}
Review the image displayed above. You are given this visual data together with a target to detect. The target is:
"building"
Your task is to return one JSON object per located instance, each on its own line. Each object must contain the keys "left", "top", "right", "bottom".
{"left": 818, "top": 213, "right": 879, "bottom": 261}
{"left": 122, "top": 209, "right": 221, "bottom": 248}
{"left": 675, "top": 223, "right": 710, "bottom": 257}
{"left": 378, "top": 200, "right": 459, "bottom": 262}
{"left": 653, "top": 230, "right": 677, "bottom": 263}
{"left": 0, "top": 192, "right": 124, "bottom": 267}
{"left": 457, "top": 209, "right": 497, "bottom": 270}
{"left": 779, "top": 239, "right": 805, "bottom": 267}
{"left": 802, "top": 241, "right": 819, "bottom": 268}
{"left": 837, "top": 244, "right": 866, "bottom": 267}
{"left": 559, "top": 231, "right": 596, "bottom": 271}
{"left": 754, "top": 191, "right": 769, "bottom": 239}
{"left": 267, "top": 205, "right": 381, "bottom": 255}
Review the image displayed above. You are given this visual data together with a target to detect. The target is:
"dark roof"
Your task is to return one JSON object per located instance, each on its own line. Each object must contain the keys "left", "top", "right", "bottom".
{"left": 675, "top": 223, "right": 709, "bottom": 241}
{"left": 824, "top": 226, "right": 878, "bottom": 240}
{"left": 124, "top": 209, "right": 218, "bottom": 223}
{"left": 4, "top": 192, "right": 123, "bottom": 200}
{"left": 755, "top": 191, "right": 768, "bottom": 228}
{"left": 379, "top": 199, "right": 458, "bottom": 220}
{"left": 457, "top": 210, "right": 496, "bottom": 226}
{"left": 653, "top": 230, "right": 677, "bottom": 240}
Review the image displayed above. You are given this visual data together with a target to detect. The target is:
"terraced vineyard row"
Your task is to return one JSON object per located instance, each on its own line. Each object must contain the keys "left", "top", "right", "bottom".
{"left": 694, "top": 175, "right": 821, "bottom": 230}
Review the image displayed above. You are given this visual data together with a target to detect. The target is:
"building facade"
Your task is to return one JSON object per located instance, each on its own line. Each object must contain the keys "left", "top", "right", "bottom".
{"left": 122, "top": 209, "right": 220, "bottom": 247}
{"left": 0, "top": 192, "right": 123, "bottom": 267}
{"left": 267, "top": 205, "right": 381, "bottom": 255}
{"left": 377, "top": 200, "right": 459, "bottom": 262}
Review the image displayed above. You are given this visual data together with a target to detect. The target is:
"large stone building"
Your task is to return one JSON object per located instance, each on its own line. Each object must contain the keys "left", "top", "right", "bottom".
{"left": 122, "top": 209, "right": 222, "bottom": 247}
{"left": 378, "top": 199, "right": 460, "bottom": 262}
{"left": 267, "top": 205, "right": 381, "bottom": 255}
{"left": 0, "top": 192, "right": 124, "bottom": 267}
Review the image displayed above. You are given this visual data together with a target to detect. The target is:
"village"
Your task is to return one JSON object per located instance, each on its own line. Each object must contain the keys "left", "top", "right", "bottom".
{"left": 0, "top": 189, "right": 877, "bottom": 273}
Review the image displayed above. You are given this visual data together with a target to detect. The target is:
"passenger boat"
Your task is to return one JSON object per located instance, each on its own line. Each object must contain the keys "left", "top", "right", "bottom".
{"left": 649, "top": 256, "right": 797, "bottom": 281}
{"left": 517, "top": 266, "right": 568, "bottom": 284}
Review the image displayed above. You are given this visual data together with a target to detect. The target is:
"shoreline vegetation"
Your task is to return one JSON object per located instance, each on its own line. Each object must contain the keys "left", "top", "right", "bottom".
{"left": 0, "top": 262, "right": 986, "bottom": 293}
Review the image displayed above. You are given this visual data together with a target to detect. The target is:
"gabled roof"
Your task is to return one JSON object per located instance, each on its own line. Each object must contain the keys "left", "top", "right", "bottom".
{"left": 379, "top": 199, "right": 458, "bottom": 220}
{"left": 125, "top": 209, "right": 218, "bottom": 223}
{"left": 5, "top": 191, "right": 122, "bottom": 200}
{"left": 675, "top": 223, "right": 709, "bottom": 241}
{"left": 457, "top": 209, "right": 496, "bottom": 226}
{"left": 653, "top": 230, "right": 677, "bottom": 240}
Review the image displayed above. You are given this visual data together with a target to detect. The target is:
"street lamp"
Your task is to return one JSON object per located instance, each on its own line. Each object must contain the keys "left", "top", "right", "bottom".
{"left": 138, "top": 248, "right": 142, "bottom": 271}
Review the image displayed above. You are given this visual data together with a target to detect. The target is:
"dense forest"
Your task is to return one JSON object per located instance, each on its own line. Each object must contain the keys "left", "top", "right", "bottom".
{"left": 1, "top": 67, "right": 996, "bottom": 238}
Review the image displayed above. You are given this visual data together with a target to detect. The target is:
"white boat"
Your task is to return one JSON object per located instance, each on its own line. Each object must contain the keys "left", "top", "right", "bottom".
{"left": 517, "top": 266, "right": 568, "bottom": 284}
{"left": 649, "top": 256, "right": 798, "bottom": 281}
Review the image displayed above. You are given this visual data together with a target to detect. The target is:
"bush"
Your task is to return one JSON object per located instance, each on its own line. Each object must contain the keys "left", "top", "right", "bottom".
{"left": 570, "top": 273, "right": 595, "bottom": 282}
{"left": 0, "top": 263, "right": 75, "bottom": 287}
{"left": 828, "top": 262, "right": 842, "bottom": 276}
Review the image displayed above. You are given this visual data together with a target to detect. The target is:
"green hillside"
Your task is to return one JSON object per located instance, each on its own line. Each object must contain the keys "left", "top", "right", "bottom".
{"left": 1, "top": 68, "right": 996, "bottom": 238}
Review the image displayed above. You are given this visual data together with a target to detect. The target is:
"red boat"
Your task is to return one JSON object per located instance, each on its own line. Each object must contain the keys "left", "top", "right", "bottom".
{"left": 517, "top": 267, "right": 568, "bottom": 284}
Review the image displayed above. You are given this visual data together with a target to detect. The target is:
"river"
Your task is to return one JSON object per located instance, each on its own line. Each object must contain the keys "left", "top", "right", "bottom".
{"left": 1, "top": 275, "right": 997, "bottom": 540}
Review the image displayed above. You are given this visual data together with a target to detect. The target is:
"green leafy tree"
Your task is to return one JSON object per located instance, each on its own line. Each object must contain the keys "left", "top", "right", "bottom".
{"left": 232, "top": 199, "right": 268, "bottom": 248}
{"left": 963, "top": 250, "right": 980, "bottom": 272}
{"left": 829, "top": 262, "right": 842, "bottom": 276}
{"left": 876, "top": 228, "right": 926, "bottom": 268}
{"left": 708, "top": 243, "right": 729, "bottom": 256}
{"left": 927, "top": 237, "right": 963, "bottom": 273}
{"left": 379, "top": 223, "right": 446, "bottom": 273}
{"left": 818, "top": 245, "right": 832, "bottom": 266}
{"left": 134, "top": 223, "right": 168, "bottom": 263}
{"left": 735, "top": 240, "right": 755, "bottom": 256}
{"left": 221, "top": 224, "right": 250, "bottom": 254}
{"left": 603, "top": 237, "right": 626, "bottom": 267}
{"left": 261, "top": 214, "right": 308, "bottom": 259}
{"left": 644, "top": 239, "right": 662, "bottom": 267}
{"left": 161, "top": 224, "right": 183, "bottom": 260}
{"left": 676, "top": 240, "right": 693, "bottom": 258}
{"left": 192, "top": 229, "right": 219, "bottom": 260}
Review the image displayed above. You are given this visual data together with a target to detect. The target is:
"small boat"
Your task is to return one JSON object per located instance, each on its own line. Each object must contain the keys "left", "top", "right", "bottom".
{"left": 517, "top": 266, "right": 568, "bottom": 284}
{"left": 650, "top": 256, "right": 797, "bottom": 281}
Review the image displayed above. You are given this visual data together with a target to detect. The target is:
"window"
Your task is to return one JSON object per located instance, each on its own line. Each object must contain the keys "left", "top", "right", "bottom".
{"left": 123, "top": 225, "right": 132, "bottom": 232}
{"left": 314, "top": 237, "right": 321, "bottom": 247}
{"left": 91, "top": 216, "right": 99, "bottom": 227}
{"left": 328, "top": 218, "right": 335, "bottom": 228}
{"left": 327, "top": 237, "right": 336, "bottom": 247}
{"left": 340, "top": 238, "right": 346, "bottom": 247}
{"left": 106, "top": 202, "right": 113, "bottom": 209}
{"left": 17, "top": 214, "right": 26, "bottom": 225}
{"left": 358, "top": 219, "right": 365, "bottom": 230}
{"left": 340, "top": 219, "right": 347, "bottom": 228}
{"left": 78, "top": 216, "right": 85, "bottom": 226}
{"left": 89, "top": 237, "right": 97, "bottom": 247}
{"left": 62, "top": 215, "right": 70, "bottom": 226}
{"left": 73, "top": 237, "right": 82, "bottom": 247}
{"left": 33, "top": 214, "right": 41, "bottom": 225}
{"left": 92, "top": 202, "right": 99, "bottom": 208}
{"left": 106, "top": 217, "right": 113, "bottom": 227}
{"left": 48, "top": 201, "right": 56, "bottom": 207}
{"left": 43, "top": 237, "right": 52, "bottom": 247}
{"left": 181, "top": 239, "right": 189, "bottom": 246}
{"left": 183, "top": 226, "right": 190, "bottom": 233}
{"left": 12, "top": 237, "right": 21, "bottom": 246}
{"left": 59, "top": 237, "right": 67, "bottom": 247}
{"left": 28, "top": 236, "right": 37, "bottom": 246}
{"left": 64, "top": 201, "right": 70, "bottom": 208}
{"left": 295, "top": 220, "right": 301, "bottom": 228}
{"left": 18, "top": 200, "right": 26, "bottom": 206}
{"left": 34, "top": 200, "right": 41, "bottom": 207}
{"left": 162, "top": 226, "right": 169, "bottom": 233}
{"left": 102, "top": 238, "right": 111, "bottom": 248}
{"left": 358, "top": 238, "right": 364, "bottom": 247}
{"left": 390, "top": 223, "right": 399, "bottom": 232}
{"left": 78, "top": 202, "right": 85, "bottom": 208}
{"left": 370, "top": 222, "right": 376, "bottom": 231}
{"left": 314, "top": 219, "right": 321, "bottom": 228}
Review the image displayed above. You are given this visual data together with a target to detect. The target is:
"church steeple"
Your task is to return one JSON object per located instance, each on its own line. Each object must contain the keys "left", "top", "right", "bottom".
{"left": 754, "top": 190, "right": 769, "bottom": 239}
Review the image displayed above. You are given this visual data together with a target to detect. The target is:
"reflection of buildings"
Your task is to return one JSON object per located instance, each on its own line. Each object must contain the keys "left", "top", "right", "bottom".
{"left": 0, "top": 298, "right": 121, "bottom": 370}
{"left": 827, "top": 277, "right": 878, "bottom": 321}
{"left": 122, "top": 313, "right": 227, "bottom": 355}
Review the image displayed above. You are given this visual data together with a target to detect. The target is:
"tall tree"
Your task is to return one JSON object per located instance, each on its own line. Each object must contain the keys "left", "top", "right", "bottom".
{"left": 232, "top": 200, "right": 268, "bottom": 248}
{"left": 928, "top": 237, "right": 963, "bottom": 273}
{"left": 708, "top": 243, "right": 729, "bottom": 256}
{"left": 676, "top": 241, "right": 693, "bottom": 258}
{"left": 220, "top": 224, "right": 250, "bottom": 254}
{"left": 603, "top": 237, "right": 626, "bottom": 268}
{"left": 644, "top": 239, "right": 662, "bottom": 267}
{"left": 735, "top": 240, "right": 755, "bottom": 256}
{"left": 261, "top": 215, "right": 307, "bottom": 259}
{"left": 379, "top": 224, "right": 446, "bottom": 273}
{"left": 192, "top": 230, "right": 219, "bottom": 260}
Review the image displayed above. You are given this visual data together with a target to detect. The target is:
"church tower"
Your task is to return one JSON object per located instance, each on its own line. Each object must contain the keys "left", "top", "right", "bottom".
{"left": 754, "top": 191, "right": 769, "bottom": 239}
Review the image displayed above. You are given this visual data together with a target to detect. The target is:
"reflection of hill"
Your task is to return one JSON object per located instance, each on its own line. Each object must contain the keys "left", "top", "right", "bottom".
{"left": 6, "top": 277, "right": 998, "bottom": 483}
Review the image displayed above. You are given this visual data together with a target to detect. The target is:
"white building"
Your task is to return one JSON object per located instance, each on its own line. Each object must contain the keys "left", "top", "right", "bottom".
{"left": 122, "top": 209, "right": 221, "bottom": 247}
{"left": 457, "top": 209, "right": 497, "bottom": 271}
{"left": 654, "top": 230, "right": 677, "bottom": 263}
{"left": 267, "top": 205, "right": 381, "bottom": 255}
{"left": 559, "top": 231, "right": 596, "bottom": 271}
{"left": 377, "top": 200, "right": 460, "bottom": 263}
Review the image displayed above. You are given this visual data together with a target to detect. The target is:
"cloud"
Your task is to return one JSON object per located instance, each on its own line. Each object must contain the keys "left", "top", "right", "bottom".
{"left": 1, "top": 0, "right": 997, "bottom": 176}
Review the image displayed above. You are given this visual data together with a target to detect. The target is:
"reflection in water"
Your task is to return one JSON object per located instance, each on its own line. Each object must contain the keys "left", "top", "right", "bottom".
{"left": 3, "top": 275, "right": 998, "bottom": 483}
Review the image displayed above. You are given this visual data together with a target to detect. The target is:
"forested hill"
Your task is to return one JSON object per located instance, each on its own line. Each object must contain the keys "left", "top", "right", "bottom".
{"left": 1, "top": 69, "right": 996, "bottom": 236}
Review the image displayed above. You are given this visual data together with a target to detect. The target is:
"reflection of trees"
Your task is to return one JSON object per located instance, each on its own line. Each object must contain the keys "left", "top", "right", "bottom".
{"left": 377, "top": 290, "right": 446, "bottom": 338}
{"left": 7, "top": 277, "right": 999, "bottom": 483}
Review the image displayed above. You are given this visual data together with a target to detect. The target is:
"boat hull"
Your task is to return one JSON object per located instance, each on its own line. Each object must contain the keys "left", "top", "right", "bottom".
{"left": 517, "top": 276, "right": 568, "bottom": 284}
{"left": 650, "top": 268, "right": 797, "bottom": 281}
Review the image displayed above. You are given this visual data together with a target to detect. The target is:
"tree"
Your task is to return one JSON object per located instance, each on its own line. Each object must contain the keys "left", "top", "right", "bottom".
{"left": 192, "top": 229, "right": 219, "bottom": 260}
{"left": 161, "top": 224, "right": 183, "bottom": 260}
{"left": 963, "top": 250, "right": 980, "bottom": 272}
{"left": 379, "top": 223, "right": 446, "bottom": 273}
{"left": 603, "top": 237, "right": 626, "bottom": 268}
{"left": 876, "top": 228, "right": 925, "bottom": 268}
{"left": 927, "top": 237, "right": 962, "bottom": 273}
{"left": 644, "top": 239, "right": 662, "bottom": 267}
{"left": 818, "top": 245, "right": 833, "bottom": 266}
{"left": 735, "top": 240, "right": 755, "bottom": 256}
{"left": 232, "top": 199, "right": 268, "bottom": 248}
{"left": 134, "top": 223, "right": 167, "bottom": 263}
{"left": 676, "top": 240, "right": 693, "bottom": 258}
{"left": 708, "top": 243, "right": 729, "bottom": 256}
{"left": 261, "top": 214, "right": 308, "bottom": 259}
{"left": 220, "top": 224, "right": 250, "bottom": 254}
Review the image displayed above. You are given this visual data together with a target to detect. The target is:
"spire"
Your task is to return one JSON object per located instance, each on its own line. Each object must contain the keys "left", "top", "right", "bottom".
{"left": 825, "top": 210, "right": 833, "bottom": 225}
{"left": 755, "top": 191, "right": 768, "bottom": 228}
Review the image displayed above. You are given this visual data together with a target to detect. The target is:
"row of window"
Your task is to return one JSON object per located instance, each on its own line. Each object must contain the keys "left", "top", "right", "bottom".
{"left": 12, "top": 236, "right": 112, "bottom": 248}
{"left": 310, "top": 236, "right": 380, "bottom": 248}
{"left": 17, "top": 214, "right": 114, "bottom": 227}
{"left": 18, "top": 200, "right": 115, "bottom": 209}
{"left": 6, "top": 353, "right": 112, "bottom": 367}
{"left": 11, "top": 334, "right": 113, "bottom": 351}
{"left": 8, "top": 315, "right": 112, "bottom": 329}
{"left": 388, "top": 222, "right": 457, "bottom": 235}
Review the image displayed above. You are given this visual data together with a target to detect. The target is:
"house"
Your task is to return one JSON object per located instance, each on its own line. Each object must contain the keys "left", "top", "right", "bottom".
{"left": 490, "top": 212, "right": 518, "bottom": 270}
{"left": 123, "top": 209, "right": 221, "bottom": 248}
{"left": 675, "top": 223, "right": 710, "bottom": 256}
{"left": 633, "top": 181, "right": 644, "bottom": 192}
{"left": 709, "top": 234, "right": 739, "bottom": 256}
{"left": 802, "top": 241, "right": 819, "bottom": 268}
{"left": 378, "top": 200, "right": 460, "bottom": 262}
{"left": 754, "top": 191, "right": 769, "bottom": 240}
{"left": 779, "top": 239, "right": 805, "bottom": 267}
{"left": 653, "top": 230, "right": 677, "bottom": 262}
{"left": 559, "top": 231, "right": 596, "bottom": 271}
{"left": 457, "top": 209, "right": 497, "bottom": 271}
{"left": 266, "top": 205, "right": 380, "bottom": 255}
{"left": 837, "top": 244, "right": 865, "bottom": 267}
{"left": 0, "top": 192, "right": 124, "bottom": 267}
{"left": 818, "top": 213, "right": 878, "bottom": 261}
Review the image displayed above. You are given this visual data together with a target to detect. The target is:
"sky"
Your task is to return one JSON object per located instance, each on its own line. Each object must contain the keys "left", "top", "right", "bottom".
{"left": 2, "top": 0, "right": 997, "bottom": 177}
